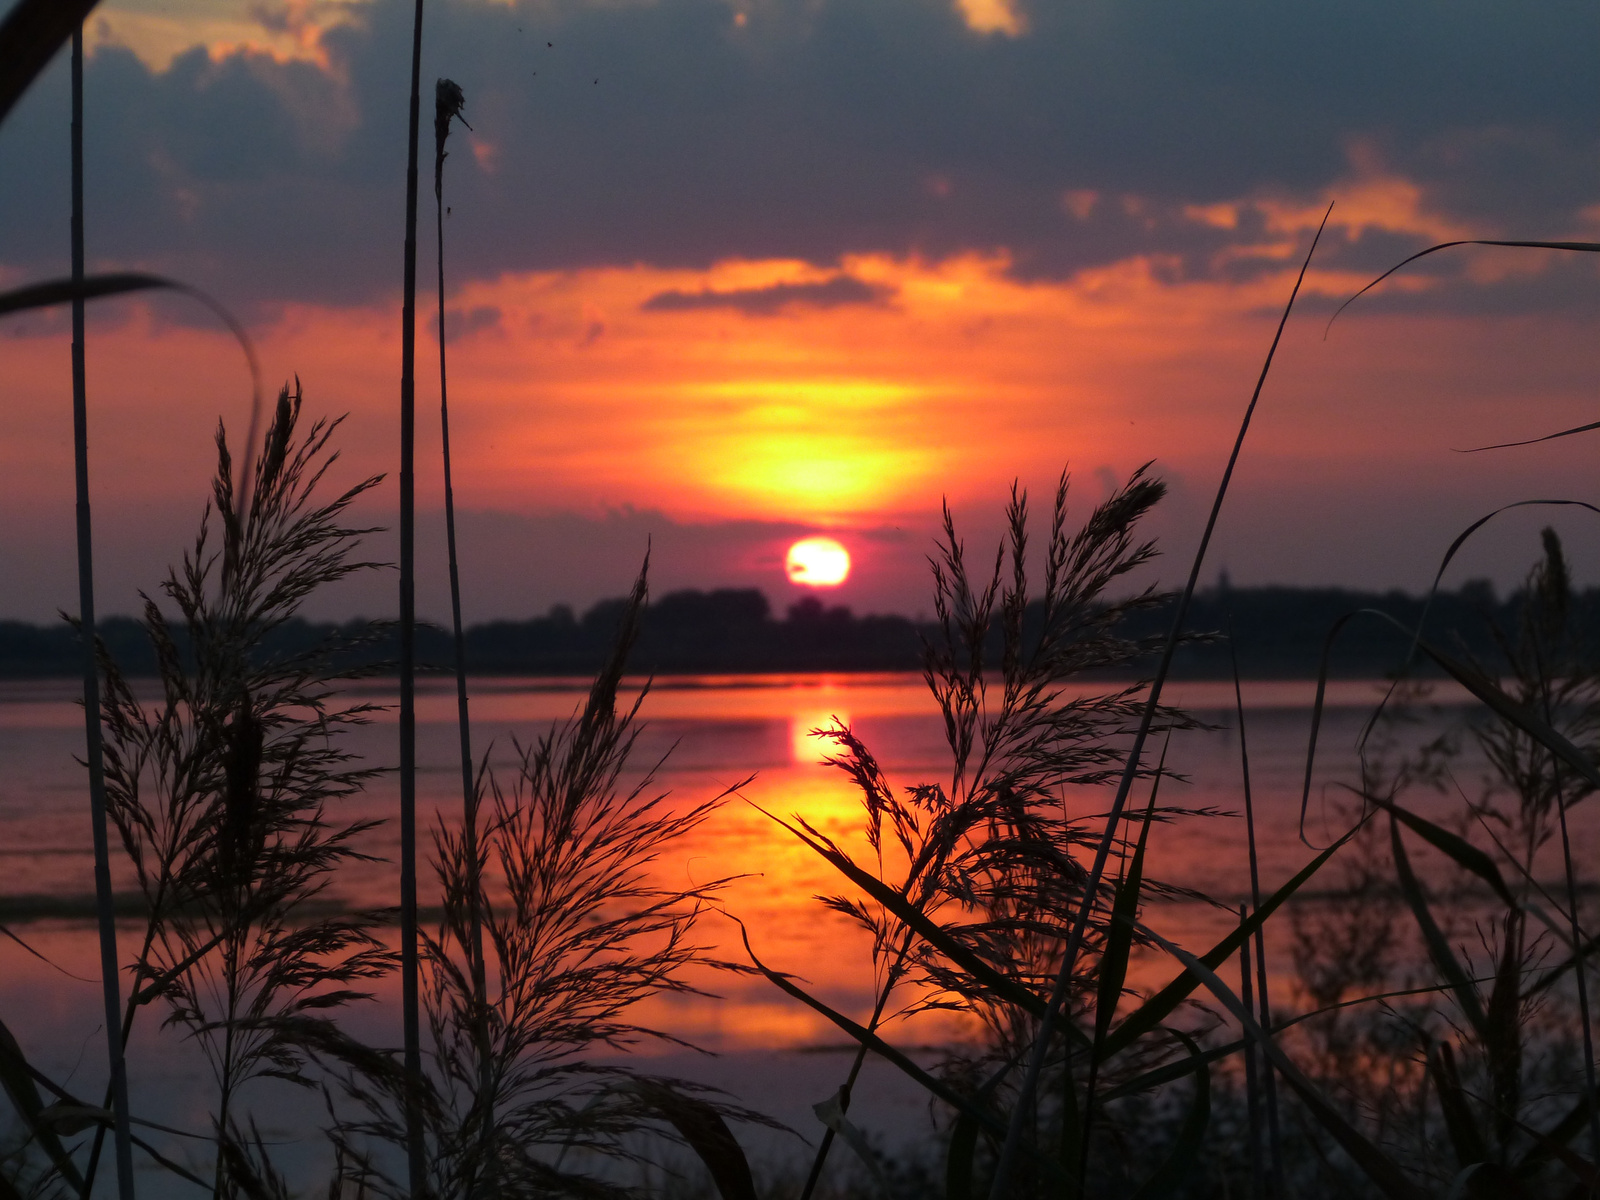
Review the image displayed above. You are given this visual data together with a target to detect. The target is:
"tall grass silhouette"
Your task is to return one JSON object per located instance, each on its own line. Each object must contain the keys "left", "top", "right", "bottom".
{"left": 67, "top": 19, "right": 136, "bottom": 1198}
{"left": 397, "top": 0, "right": 430, "bottom": 1190}
{"left": 91, "top": 388, "right": 394, "bottom": 1197}
{"left": 432, "top": 80, "right": 493, "bottom": 1188}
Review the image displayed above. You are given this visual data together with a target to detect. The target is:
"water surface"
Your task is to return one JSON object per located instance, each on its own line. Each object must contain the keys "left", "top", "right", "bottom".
{"left": 0, "top": 672, "right": 1553, "bottom": 1188}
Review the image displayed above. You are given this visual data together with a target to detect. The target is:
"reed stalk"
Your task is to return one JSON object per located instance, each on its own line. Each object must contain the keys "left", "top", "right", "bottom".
{"left": 1238, "top": 906, "right": 1262, "bottom": 1200}
{"left": 797, "top": 930, "right": 916, "bottom": 1200}
{"left": 1229, "top": 633, "right": 1284, "bottom": 1195}
{"left": 398, "top": 0, "right": 427, "bottom": 1191}
{"left": 70, "top": 25, "right": 137, "bottom": 1198}
{"left": 987, "top": 204, "right": 1333, "bottom": 1200}
{"left": 433, "top": 74, "right": 493, "bottom": 1192}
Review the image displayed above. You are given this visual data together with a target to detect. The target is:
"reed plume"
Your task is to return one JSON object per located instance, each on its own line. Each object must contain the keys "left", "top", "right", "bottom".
{"left": 333, "top": 563, "right": 775, "bottom": 1198}
{"left": 91, "top": 387, "right": 395, "bottom": 1196}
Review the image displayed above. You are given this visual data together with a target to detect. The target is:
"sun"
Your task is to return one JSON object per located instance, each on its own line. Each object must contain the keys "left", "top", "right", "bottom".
{"left": 785, "top": 537, "right": 851, "bottom": 587}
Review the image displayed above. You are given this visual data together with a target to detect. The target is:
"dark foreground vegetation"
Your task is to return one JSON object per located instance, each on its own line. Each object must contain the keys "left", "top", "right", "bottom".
{"left": 0, "top": 579, "right": 1573, "bottom": 680}
{"left": 4, "top": 5, "right": 1600, "bottom": 1199}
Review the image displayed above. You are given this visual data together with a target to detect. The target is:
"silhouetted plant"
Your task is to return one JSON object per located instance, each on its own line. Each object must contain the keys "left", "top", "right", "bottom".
{"left": 1282, "top": 531, "right": 1600, "bottom": 1195}
{"left": 745, "top": 467, "right": 1224, "bottom": 1197}
{"left": 433, "top": 75, "right": 494, "bottom": 1178}
{"left": 334, "top": 564, "right": 774, "bottom": 1199}
{"left": 92, "top": 386, "right": 396, "bottom": 1196}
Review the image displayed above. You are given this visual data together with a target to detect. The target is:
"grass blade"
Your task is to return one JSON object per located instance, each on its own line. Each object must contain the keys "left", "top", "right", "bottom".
{"left": 1328, "top": 239, "right": 1600, "bottom": 334}
{"left": 1389, "top": 815, "right": 1488, "bottom": 1036}
{"left": 1080, "top": 745, "right": 1170, "bottom": 1189}
{"left": 1094, "top": 745, "right": 1167, "bottom": 1055}
{"left": 0, "top": 1015, "right": 86, "bottom": 1191}
{"left": 1101, "top": 821, "right": 1360, "bottom": 1060}
{"left": 728, "top": 915, "right": 1065, "bottom": 1181}
{"left": 1229, "top": 627, "right": 1284, "bottom": 1195}
{"left": 0, "top": 0, "right": 99, "bottom": 125}
{"left": 0, "top": 272, "right": 262, "bottom": 470}
{"left": 1143, "top": 928, "right": 1427, "bottom": 1200}
{"left": 945, "top": 1062, "right": 1013, "bottom": 1200}
{"left": 1300, "top": 610, "right": 1600, "bottom": 849}
{"left": 1238, "top": 906, "right": 1263, "bottom": 1200}
{"left": 1461, "top": 419, "right": 1600, "bottom": 453}
{"left": 753, "top": 803, "right": 1054, "bottom": 1022}
{"left": 946, "top": 1111, "right": 981, "bottom": 1200}
{"left": 813, "top": 1088, "right": 884, "bottom": 1186}
{"left": 1429, "top": 1042, "right": 1488, "bottom": 1169}
{"left": 1514, "top": 1089, "right": 1599, "bottom": 1179}
{"left": 632, "top": 1080, "right": 758, "bottom": 1200}
{"left": 0, "top": 925, "right": 90, "bottom": 981}
{"left": 1365, "top": 795, "right": 1515, "bottom": 908}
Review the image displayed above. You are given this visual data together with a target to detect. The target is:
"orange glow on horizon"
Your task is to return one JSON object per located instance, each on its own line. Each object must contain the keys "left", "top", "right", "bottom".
{"left": 5, "top": 188, "right": 1599, "bottom": 578}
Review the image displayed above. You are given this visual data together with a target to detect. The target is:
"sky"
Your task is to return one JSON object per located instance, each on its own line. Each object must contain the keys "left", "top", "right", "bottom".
{"left": 2, "top": 0, "right": 1599, "bottom": 623}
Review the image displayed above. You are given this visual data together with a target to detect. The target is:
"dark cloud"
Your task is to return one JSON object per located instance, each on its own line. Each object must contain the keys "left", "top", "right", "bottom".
{"left": 0, "top": 0, "right": 1595, "bottom": 313}
{"left": 640, "top": 273, "right": 893, "bottom": 315}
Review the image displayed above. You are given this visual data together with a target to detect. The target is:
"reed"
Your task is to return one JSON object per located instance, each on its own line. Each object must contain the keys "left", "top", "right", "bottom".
{"left": 397, "top": 0, "right": 429, "bottom": 1191}
{"left": 67, "top": 21, "right": 137, "bottom": 1199}
{"left": 330, "top": 564, "right": 775, "bottom": 1198}
{"left": 90, "top": 388, "right": 394, "bottom": 1197}
{"left": 740, "top": 468, "right": 1227, "bottom": 1196}
{"left": 0, "top": 0, "right": 100, "bottom": 124}
{"left": 432, "top": 78, "right": 493, "bottom": 1186}
{"left": 1227, "top": 629, "right": 1284, "bottom": 1196}
{"left": 729, "top": 231, "right": 1600, "bottom": 1200}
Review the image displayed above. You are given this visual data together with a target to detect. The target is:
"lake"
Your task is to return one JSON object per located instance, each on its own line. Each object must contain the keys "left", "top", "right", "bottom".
{"left": 0, "top": 671, "right": 1558, "bottom": 1191}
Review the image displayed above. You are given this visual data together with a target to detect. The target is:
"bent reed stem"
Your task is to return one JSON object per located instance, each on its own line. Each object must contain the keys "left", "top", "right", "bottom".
{"left": 434, "top": 75, "right": 493, "bottom": 1194}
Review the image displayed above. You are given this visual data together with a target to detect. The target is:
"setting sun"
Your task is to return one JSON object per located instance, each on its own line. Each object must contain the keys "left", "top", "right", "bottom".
{"left": 785, "top": 537, "right": 851, "bottom": 587}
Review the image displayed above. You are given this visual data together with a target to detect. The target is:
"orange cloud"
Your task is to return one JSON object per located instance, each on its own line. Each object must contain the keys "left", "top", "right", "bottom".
{"left": 87, "top": 0, "right": 362, "bottom": 71}
{"left": 4, "top": 240, "right": 1598, "bottom": 611}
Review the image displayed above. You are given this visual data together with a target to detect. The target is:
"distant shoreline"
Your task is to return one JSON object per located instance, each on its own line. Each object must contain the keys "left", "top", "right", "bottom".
{"left": 0, "top": 581, "right": 1569, "bottom": 681}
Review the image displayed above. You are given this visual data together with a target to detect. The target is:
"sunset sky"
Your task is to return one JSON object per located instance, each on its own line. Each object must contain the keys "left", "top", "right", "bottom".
{"left": 2, "top": 0, "right": 1599, "bottom": 622}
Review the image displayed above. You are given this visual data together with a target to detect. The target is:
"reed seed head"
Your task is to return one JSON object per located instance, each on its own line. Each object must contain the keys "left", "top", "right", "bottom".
{"left": 435, "top": 78, "right": 467, "bottom": 150}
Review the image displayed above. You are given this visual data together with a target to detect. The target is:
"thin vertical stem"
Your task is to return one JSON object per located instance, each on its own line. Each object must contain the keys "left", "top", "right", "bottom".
{"left": 1239, "top": 905, "right": 1262, "bottom": 1200}
{"left": 434, "top": 78, "right": 492, "bottom": 1193}
{"left": 1230, "top": 633, "right": 1284, "bottom": 1195}
{"left": 72, "top": 26, "right": 137, "bottom": 1200}
{"left": 399, "top": 0, "right": 427, "bottom": 1192}
{"left": 1253, "top": 926, "right": 1285, "bottom": 1196}
{"left": 799, "top": 935, "right": 915, "bottom": 1200}
{"left": 1077, "top": 736, "right": 1173, "bottom": 1186}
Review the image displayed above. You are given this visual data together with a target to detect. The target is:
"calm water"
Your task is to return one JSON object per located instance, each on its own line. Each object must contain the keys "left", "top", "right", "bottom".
{"left": 0, "top": 672, "right": 1553, "bottom": 1189}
